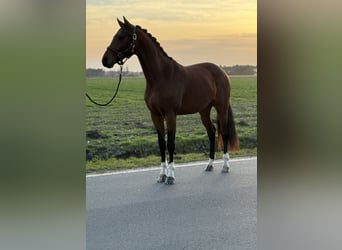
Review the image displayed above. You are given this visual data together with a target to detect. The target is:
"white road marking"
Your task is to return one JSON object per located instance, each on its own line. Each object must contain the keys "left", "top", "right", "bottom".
{"left": 86, "top": 156, "right": 257, "bottom": 178}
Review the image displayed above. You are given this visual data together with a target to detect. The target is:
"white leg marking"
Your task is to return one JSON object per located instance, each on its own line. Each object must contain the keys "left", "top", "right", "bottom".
{"left": 223, "top": 153, "right": 230, "bottom": 168}
{"left": 167, "top": 162, "right": 175, "bottom": 178}
{"left": 160, "top": 162, "right": 168, "bottom": 176}
{"left": 208, "top": 158, "right": 214, "bottom": 166}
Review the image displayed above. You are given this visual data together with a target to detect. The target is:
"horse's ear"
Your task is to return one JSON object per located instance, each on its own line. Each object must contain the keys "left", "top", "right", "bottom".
{"left": 117, "top": 17, "right": 124, "bottom": 27}
{"left": 123, "top": 16, "right": 132, "bottom": 26}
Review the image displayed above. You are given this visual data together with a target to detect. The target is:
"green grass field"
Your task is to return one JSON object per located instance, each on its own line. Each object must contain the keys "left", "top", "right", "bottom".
{"left": 86, "top": 75, "right": 256, "bottom": 172}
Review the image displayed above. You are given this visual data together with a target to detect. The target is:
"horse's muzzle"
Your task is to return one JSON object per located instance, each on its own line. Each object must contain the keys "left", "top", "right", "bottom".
{"left": 102, "top": 55, "right": 115, "bottom": 68}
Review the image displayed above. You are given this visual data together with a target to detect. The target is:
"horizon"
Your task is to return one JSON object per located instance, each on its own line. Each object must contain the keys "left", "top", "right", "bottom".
{"left": 86, "top": 64, "right": 257, "bottom": 72}
{"left": 87, "top": 0, "right": 256, "bottom": 72}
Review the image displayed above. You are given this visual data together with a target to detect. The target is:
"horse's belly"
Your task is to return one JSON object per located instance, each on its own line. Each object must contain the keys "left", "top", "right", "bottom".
{"left": 145, "top": 86, "right": 212, "bottom": 115}
{"left": 176, "top": 108, "right": 197, "bottom": 115}
{"left": 176, "top": 87, "right": 214, "bottom": 114}
{"left": 176, "top": 98, "right": 211, "bottom": 115}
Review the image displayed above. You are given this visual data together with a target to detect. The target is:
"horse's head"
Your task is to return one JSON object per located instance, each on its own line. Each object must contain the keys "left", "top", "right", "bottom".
{"left": 102, "top": 17, "right": 137, "bottom": 68}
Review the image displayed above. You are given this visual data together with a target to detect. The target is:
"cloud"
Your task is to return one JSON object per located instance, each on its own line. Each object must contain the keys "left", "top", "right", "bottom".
{"left": 86, "top": 0, "right": 256, "bottom": 70}
{"left": 162, "top": 34, "right": 256, "bottom": 65}
{"left": 87, "top": 0, "right": 256, "bottom": 23}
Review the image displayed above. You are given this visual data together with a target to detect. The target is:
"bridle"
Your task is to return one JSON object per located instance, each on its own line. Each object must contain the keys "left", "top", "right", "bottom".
{"left": 106, "top": 26, "right": 137, "bottom": 65}
{"left": 85, "top": 26, "right": 138, "bottom": 106}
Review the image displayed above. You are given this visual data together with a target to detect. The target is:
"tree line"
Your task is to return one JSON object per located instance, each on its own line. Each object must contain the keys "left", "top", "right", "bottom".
{"left": 220, "top": 65, "right": 257, "bottom": 76}
{"left": 86, "top": 64, "right": 256, "bottom": 77}
{"left": 86, "top": 68, "right": 144, "bottom": 77}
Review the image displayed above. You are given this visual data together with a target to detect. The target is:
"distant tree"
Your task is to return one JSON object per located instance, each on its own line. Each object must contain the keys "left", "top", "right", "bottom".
{"left": 86, "top": 68, "right": 105, "bottom": 77}
{"left": 86, "top": 68, "right": 121, "bottom": 77}
{"left": 220, "top": 65, "right": 256, "bottom": 75}
{"left": 85, "top": 68, "right": 156, "bottom": 78}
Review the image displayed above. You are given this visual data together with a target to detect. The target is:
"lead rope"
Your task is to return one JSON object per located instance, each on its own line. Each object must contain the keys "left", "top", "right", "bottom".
{"left": 87, "top": 26, "right": 136, "bottom": 106}
{"left": 86, "top": 64, "right": 123, "bottom": 106}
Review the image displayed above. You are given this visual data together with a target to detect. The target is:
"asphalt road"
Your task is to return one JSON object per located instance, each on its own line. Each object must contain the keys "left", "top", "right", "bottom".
{"left": 87, "top": 157, "right": 257, "bottom": 250}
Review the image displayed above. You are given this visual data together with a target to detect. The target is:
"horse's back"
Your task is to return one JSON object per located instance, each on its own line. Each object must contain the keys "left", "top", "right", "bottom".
{"left": 185, "top": 62, "right": 230, "bottom": 85}
{"left": 170, "top": 62, "right": 229, "bottom": 114}
{"left": 184, "top": 62, "right": 230, "bottom": 98}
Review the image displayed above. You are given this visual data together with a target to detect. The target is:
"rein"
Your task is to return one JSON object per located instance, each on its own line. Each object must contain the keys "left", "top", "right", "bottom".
{"left": 86, "top": 64, "right": 123, "bottom": 106}
{"left": 86, "top": 26, "right": 137, "bottom": 107}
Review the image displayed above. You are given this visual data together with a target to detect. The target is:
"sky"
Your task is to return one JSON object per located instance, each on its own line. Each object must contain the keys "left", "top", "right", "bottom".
{"left": 86, "top": 0, "right": 256, "bottom": 72}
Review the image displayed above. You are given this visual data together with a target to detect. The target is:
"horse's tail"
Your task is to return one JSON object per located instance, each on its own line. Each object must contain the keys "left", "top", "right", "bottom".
{"left": 227, "top": 105, "right": 240, "bottom": 150}
{"left": 217, "top": 105, "right": 240, "bottom": 151}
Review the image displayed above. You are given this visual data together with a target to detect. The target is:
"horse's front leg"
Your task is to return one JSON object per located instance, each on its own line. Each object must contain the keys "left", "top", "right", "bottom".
{"left": 165, "top": 113, "right": 176, "bottom": 185}
{"left": 151, "top": 113, "right": 167, "bottom": 183}
{"left": 157, "top": 132, "right": 168, "bottom": 183}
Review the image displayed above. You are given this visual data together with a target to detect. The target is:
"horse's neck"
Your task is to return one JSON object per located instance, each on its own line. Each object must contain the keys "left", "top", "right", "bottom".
{"left": 135, "top": 31, "right": 175, "bottom": 82}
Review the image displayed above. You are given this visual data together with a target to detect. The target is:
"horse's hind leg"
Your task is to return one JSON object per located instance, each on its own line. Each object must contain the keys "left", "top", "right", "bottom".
{"left": 165, "top": 113, "right": 176, "bottom": 185}
{"left": 217, "top": 109, "right": 230, "bottom": 173}
{"left": 200, "top": 106, "right": 216, "bottom": 171}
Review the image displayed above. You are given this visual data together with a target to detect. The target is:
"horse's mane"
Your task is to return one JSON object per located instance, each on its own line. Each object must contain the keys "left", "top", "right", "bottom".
{"left": 136, "top": 25, "right": 173, "bottom": 61}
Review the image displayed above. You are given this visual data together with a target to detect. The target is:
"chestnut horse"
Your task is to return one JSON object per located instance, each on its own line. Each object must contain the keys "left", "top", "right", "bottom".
{"left": 102, "top": 17, "right": 239, "bottom": 184}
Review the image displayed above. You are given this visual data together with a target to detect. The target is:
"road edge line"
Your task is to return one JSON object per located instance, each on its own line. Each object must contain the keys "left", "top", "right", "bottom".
{"left": 86, "top": 156, "right": 257, "bottom": 178}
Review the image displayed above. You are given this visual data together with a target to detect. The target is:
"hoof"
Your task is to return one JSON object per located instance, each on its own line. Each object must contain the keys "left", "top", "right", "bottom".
{"left": 157, "top": 174, "right": 167, "bottom": 183}
{"left": 221, "top": 166, "right": 229, "bottom": 173}
{"left": 205, "top": 165, "right": 213, "bottom": 171}
{"left": 165, "top": 176, "right": 175, "bottom": 185}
